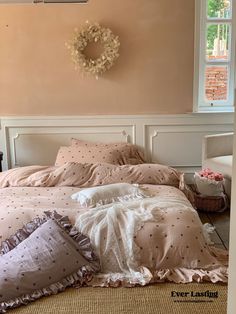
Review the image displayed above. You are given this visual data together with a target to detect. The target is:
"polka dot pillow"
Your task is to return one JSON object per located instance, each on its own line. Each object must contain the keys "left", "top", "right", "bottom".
{"left": 0, "top": 211, "right": 100, "bottom": 313}
{"left": 55, "top": 145, "right": 124, "bottom": 166}
{"left": 55, "top": 140, "right": 145, "bottom": 166}
{"left": 70, "top": 139, "right": 146, "bottom": 165}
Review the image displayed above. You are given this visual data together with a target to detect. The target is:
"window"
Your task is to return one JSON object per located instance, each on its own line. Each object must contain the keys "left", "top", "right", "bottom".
{"left": 194, "top": 0, "right": 236, "bottom": 112}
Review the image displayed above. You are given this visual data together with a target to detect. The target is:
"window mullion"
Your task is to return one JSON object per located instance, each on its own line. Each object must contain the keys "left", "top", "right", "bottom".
{"left": 207, "top": 18, "right": 232, "bottom": 23}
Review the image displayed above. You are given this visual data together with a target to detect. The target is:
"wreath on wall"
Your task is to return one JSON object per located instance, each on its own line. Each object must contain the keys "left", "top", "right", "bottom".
{"left": 66, "top": 22, "right": 120, "bottom": 78}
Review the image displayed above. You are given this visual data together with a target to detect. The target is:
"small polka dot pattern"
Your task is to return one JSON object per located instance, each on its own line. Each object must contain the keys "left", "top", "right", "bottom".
{"left": 55, "top": 141, "right": 145, "bottom": 166}
{"left": 0, "top": 163, "right": 228, "bottom": 286}
{"left": 0, "top": 214, "right": 99, "bottom": 310}
{"left": 70, "top": 139, "right": 146, "bottom": 165}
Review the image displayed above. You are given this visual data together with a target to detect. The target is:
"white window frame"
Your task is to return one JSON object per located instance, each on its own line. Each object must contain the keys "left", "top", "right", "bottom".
{"left": 193, "top": 0, "right": 236, "bottom": 112}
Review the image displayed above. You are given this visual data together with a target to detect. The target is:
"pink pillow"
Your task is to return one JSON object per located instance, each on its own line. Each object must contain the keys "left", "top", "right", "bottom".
{"left": 70, "top": 138, "right": 145, "bottom": 165}
{"left": 0, "top": 211, "right": 100, "bottom": 312}
{"left": 55, "top": 146, "right": 124, "bottom": 166}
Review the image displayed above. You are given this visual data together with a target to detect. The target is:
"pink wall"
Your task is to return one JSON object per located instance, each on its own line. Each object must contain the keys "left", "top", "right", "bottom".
{"left": 0, "top": 0, "right": 194, "bottom": 115}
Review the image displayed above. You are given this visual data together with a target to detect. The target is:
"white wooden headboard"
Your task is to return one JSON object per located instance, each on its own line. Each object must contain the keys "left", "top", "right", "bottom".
{"left": 0, "top": 114, "right": 234, "bottom": 173}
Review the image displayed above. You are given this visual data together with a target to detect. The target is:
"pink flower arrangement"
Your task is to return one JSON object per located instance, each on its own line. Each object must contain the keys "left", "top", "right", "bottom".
{"left": 198, "top": 168, "right": 224, "bottom": 182}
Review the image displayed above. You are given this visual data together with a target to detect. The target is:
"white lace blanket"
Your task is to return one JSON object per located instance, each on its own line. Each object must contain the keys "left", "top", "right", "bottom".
{"left": 75, "top": 196, "right": 195, "bottom": 286}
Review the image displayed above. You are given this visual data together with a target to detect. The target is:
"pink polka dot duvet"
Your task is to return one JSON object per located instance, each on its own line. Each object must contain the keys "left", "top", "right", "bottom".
{"left": 0, "top": 162, "right": 228, "bottom": 289}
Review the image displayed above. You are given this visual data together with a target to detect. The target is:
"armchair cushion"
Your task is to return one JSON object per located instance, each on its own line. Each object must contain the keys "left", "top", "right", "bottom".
{"left": 202, "top": 133, "right": 233, "bottom": 198}
{"left": 202, "top": 133, "right": 233, "bottom": 160}
{"left": 203, "top": 155, "right": 232, "bottom": 179}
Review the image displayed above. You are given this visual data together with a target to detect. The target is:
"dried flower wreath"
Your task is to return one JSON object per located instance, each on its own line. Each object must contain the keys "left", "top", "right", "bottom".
{"left": 66, "top": 22, "right": 120, "bottom": 78}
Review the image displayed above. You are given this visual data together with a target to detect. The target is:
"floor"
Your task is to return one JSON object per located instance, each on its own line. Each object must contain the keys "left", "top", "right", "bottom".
{"left": 9, "top": 284, "right": 227, "bottom": 314}
{"left": 198, "top": 208, "right": 230, "bottom": 250}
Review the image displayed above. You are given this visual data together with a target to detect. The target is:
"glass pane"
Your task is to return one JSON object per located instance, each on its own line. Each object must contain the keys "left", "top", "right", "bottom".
{"left": 206, "top": 24, "right": 230, "bottom": 61}
{"left": 207, "top": 0, "right": 231, "bottom": 19}
{"left": 205, "top": 66, "right": 228, "bottom": 101}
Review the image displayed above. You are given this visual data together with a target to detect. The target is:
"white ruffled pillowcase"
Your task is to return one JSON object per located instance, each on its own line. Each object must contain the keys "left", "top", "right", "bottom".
{"left": 71, "top": 183, "right": 147, "bottom": 208}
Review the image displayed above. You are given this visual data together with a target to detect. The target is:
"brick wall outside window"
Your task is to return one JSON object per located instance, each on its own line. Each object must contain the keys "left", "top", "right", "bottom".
{"left": 205, "top": 56, "right": 228, "bottom": 101}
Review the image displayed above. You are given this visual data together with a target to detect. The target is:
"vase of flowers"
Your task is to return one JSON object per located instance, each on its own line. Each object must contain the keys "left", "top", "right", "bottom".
{"left": 194, "top": 168, "right": 224, "bottom": 196}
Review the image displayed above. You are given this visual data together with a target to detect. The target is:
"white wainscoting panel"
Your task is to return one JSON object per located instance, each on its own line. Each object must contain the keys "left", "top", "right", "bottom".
{"left": 145, "top": 123, "right": 234, "bottom": 172}
{"left": 0, "top": 113, "right": 234, "bottom": 172}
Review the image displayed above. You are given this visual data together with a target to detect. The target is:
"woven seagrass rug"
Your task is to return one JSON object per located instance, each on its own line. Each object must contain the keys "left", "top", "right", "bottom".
{"left": 9, "top": 283, "right": 227, "bottom": 314}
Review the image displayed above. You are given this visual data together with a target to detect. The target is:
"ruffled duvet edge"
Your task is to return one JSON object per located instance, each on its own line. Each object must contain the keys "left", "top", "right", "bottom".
{"left": 87, "top": 246, "right": 228, "bottom": 287}
{"left": 88, "top": 265, "right": 228, "bottom": 288}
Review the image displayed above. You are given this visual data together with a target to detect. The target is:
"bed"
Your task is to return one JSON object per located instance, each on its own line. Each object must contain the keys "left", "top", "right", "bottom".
{"left": 0, "top": 140, "right": 228, "bottom": 311}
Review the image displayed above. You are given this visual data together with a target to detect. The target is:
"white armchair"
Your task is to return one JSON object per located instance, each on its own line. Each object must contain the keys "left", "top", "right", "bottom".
{"left": 202, "top": 133, "right": 233, "bottom": 198}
